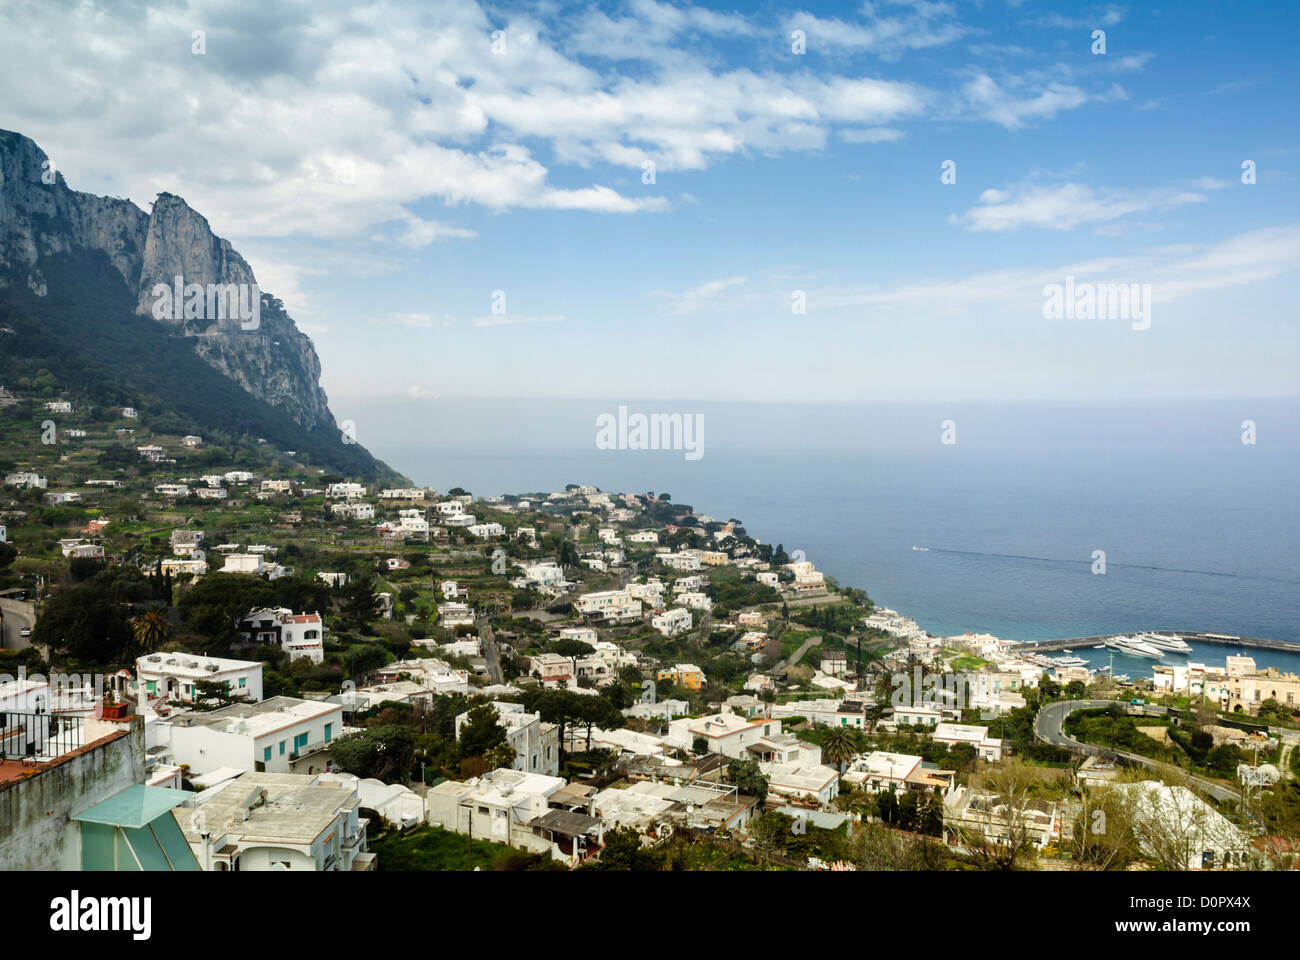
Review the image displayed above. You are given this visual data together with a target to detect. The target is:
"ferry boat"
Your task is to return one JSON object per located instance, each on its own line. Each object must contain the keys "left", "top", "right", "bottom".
{"left": 1135, "top": 632, "right": 1192, "bottom": 654}
{"left": 1051, "top": 655, "right": 1087, "bottom": 667}
{"left": 1106, "top": 635, "right": 1164, "bottom": 659}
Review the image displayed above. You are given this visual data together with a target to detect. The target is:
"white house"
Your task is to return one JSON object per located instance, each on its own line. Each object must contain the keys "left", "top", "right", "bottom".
{"left": 666, "top": 712, "right": 782, "bottom": 759}
{"left": 327, "top": 482, "right": 367, "bottom": 500}
{"left": 138, "top": 654, "right": 263, "bottom": 704}
{"left": 160, "top": 558, "right": 208, "bottom": 577}
{"left": 652, "top": 607, "right": 693, "bottom": 637}
{"left": 932, "top": 722, "right": 1004, "bottom": 762}
{"left": 576, "top": 590, "right": 643, "bottom": 624}
{"left": 427, "top": 769, "right": 599, "bottom": 865}
{"left": 454, "top": 701, "right": 560, "bottom": 777}
{"left": 174, "top": 771, "right": 372, "bottom": 871}
{"left": 675, "top": 591, "right": 712, "bottom": 612}
{"left": 468, "top": 522, "right": 505, "bottom": 539}
{"left": 158, "top": 696, "right": 343, "bottom": 776}
{"left": 236, "top": 608, "right": 326, "bottom": 663}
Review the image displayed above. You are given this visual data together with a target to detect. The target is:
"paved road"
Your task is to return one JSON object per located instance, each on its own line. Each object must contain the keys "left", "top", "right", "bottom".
{"left": 1035, "top": 698, "right": 1237, "bottom": 802}
{"left": 0, "top": 598, "right": 34, "bottom": 651}
{"left": 774, "top": 632, "right": 822, "bottom": 672}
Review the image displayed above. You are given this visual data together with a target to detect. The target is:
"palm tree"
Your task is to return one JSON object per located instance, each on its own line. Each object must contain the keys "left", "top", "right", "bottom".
{"left": 822, "top": 726, "right": 858, "bottom": 776}
{"left": 132, "top": 604, "right": 170, "bottom": 654}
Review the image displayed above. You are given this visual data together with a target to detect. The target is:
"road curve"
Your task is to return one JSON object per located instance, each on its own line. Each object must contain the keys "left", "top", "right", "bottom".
{"left": 1034, "top": 698, "right": 1237, "bottom": 802}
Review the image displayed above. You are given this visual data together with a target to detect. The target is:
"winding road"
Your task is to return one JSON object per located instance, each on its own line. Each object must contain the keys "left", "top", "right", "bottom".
{"left": 0, "top": 597, "right": 34, "bottom": 651}
{"left": 1034, "top": 698, "right": 1237, "bottom": 802}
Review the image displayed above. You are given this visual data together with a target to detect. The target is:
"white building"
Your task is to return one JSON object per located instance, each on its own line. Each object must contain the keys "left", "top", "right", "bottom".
{"left": 236, "top": 608, "right": 326, "bottom": 663}
{"left": 843, "top": 752, "right": 955, "bottom": 796}
{"left": 666, "top": 711, "right": 781, "bottom": 759}
{"left": 427, "top": 769, "right": 601, "bottom": 865}
{"left": 558, "top": 626, "right": 598, "bottom": 646}
{"left": 5, "top": 471, "right": 47, "bottom": 489}
{"left": 932, "top": 723, "right": 1004, "bottom": 762}
{"left": 771, "top": 698, "right": 867, "bottom": 729}
{"left": 175, "top": 771, "right": 373, "bottom": 871}
{"left": 454, "top": 701, "right": 560, "bottom": 777}
{"left": 138, "top": 654, "right": 263, "bottom": 704}
{"left": 576, "top": 590, "right": 643, "bottom": 624}
{"left": 676, "top": 591, "right": 713, "bottom": 612}
{"left": 158, "top": 697, "right": 343, "bottom": 776}
{"left": 160, "top": 558, "right": 209, "bottom": 577}
{"left": 380, "top": 488, "right": 427, "bottom": 500}
{"left": 652, "top": 607, "right": 693, "bottom": 637}
{"left": 327, "top": 482, "right": 368, "bottom": 500}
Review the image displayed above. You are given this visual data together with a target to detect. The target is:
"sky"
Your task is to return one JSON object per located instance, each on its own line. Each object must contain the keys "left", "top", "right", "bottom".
{"left": 1, "top": 0, "right": 1298, "bottom": 407}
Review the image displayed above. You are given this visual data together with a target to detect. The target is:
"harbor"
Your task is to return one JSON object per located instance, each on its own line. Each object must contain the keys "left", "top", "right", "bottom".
{"left": 1016, "top": 631, "right": 1300, "bottom": 656}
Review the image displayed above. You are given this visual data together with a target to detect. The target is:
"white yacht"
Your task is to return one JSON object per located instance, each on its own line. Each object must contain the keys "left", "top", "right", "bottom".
{"left": 1106, "top": 635, "right": 1164, "bottom": 659}
{"left": 1051, "top": 655, "right": 1087, "bottom": 667}
{"left": 1135, "top": 632, "right": 1192, "bottom": 654}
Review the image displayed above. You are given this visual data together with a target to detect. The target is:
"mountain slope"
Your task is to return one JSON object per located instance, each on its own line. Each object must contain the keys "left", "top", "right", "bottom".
{"left": 0, "top": 129, "right": 402, "bottom": 482}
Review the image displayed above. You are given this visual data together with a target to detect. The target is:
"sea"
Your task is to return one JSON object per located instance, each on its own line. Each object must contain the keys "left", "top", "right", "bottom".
{"left": 337, "top": 396, "right": 1300, "bottom": 676}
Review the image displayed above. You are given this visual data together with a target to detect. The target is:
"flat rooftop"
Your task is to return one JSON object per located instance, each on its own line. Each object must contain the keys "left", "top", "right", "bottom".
{"left": 176, "top": 772, "right": 356, "bottom": 846}
{"left": 137, "top": 653, "right": 262, "bottom": 679}
{"left": 168, "top": 696, "right": 338, "bottom": 737}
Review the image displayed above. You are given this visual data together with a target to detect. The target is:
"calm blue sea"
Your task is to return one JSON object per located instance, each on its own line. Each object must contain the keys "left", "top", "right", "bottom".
{"left": 338, "top": 397, "right": 1300, "bottom": 672}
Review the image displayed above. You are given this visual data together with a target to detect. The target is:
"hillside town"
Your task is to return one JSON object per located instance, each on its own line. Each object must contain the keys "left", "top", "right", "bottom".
{"left": 0, "top": 384, "right": 1298, "bottom": 873}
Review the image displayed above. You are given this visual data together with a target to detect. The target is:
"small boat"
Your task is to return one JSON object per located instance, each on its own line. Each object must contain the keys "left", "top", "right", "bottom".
{"left": 1052, "top": 655, "right": 1087, "bottom": 667}
{"left": 912, "top": 546, "right": 929, "bottom": 552}
{"left": 1093, "top": 644, "right": 1106, "bottom": 649}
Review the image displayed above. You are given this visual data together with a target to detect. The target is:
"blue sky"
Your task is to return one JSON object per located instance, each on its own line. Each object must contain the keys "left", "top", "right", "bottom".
{"left": 2, "top": 0, "right": 1298, "bottom": 405}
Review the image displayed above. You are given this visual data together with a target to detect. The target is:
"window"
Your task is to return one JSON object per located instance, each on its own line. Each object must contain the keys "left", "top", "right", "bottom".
{"left": 324, "top": 723, "right": 333, "bottom": 743}
{"left": 263, "top": 746, "right": 272, "bottom": 762}
{"left": 145, "top": 681, "right": 156, "bottom": 695}
{"left": 238, "top": 678, "right": 247, "bottom": 688}
{"left": 279, "top": 740, "right": 286, "bottom": 755}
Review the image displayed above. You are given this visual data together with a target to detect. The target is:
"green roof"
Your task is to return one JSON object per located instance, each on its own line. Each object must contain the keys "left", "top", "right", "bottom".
{"left": 72, "top": 785, "right": 192, "bottom": 829}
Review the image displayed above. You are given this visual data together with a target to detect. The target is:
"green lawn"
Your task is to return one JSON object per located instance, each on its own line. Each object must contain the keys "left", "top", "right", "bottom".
{"left": 369, "top": 825, "right": 522, "bottom": 870}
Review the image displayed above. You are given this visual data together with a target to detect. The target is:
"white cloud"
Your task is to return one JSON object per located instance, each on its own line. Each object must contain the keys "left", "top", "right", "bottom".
{"left": 472, "top": 313, "right": 564, "bottom": 327}
{"left": 956, "top": 182, "right": 1208, "bottom": 232}
{"left": 783, "top": 2, "right": 967, "bottom": 59}
{"left": 652, "top": 275, "right": 750, "bottom": 315}
{"left": 807, "top": 224, "right": 1300, "bottom": 316}
{"left": 840, "top": 127, "right": 905, "bottom": 143}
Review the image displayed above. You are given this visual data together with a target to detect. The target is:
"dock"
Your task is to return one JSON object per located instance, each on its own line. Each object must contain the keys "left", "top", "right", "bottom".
{"left": 1016, "top": 631, "right": 1300, "bottom": 655}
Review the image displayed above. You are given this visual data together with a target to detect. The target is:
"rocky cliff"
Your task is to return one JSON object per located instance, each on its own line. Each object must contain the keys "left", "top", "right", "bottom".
{"left": 0, "top": 129, "right": 333, "bottom": 432}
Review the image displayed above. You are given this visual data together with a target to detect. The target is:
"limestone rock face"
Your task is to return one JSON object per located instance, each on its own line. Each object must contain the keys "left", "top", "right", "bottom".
{"left": 0, "top": 129, "right": 334, "bottom": 432}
